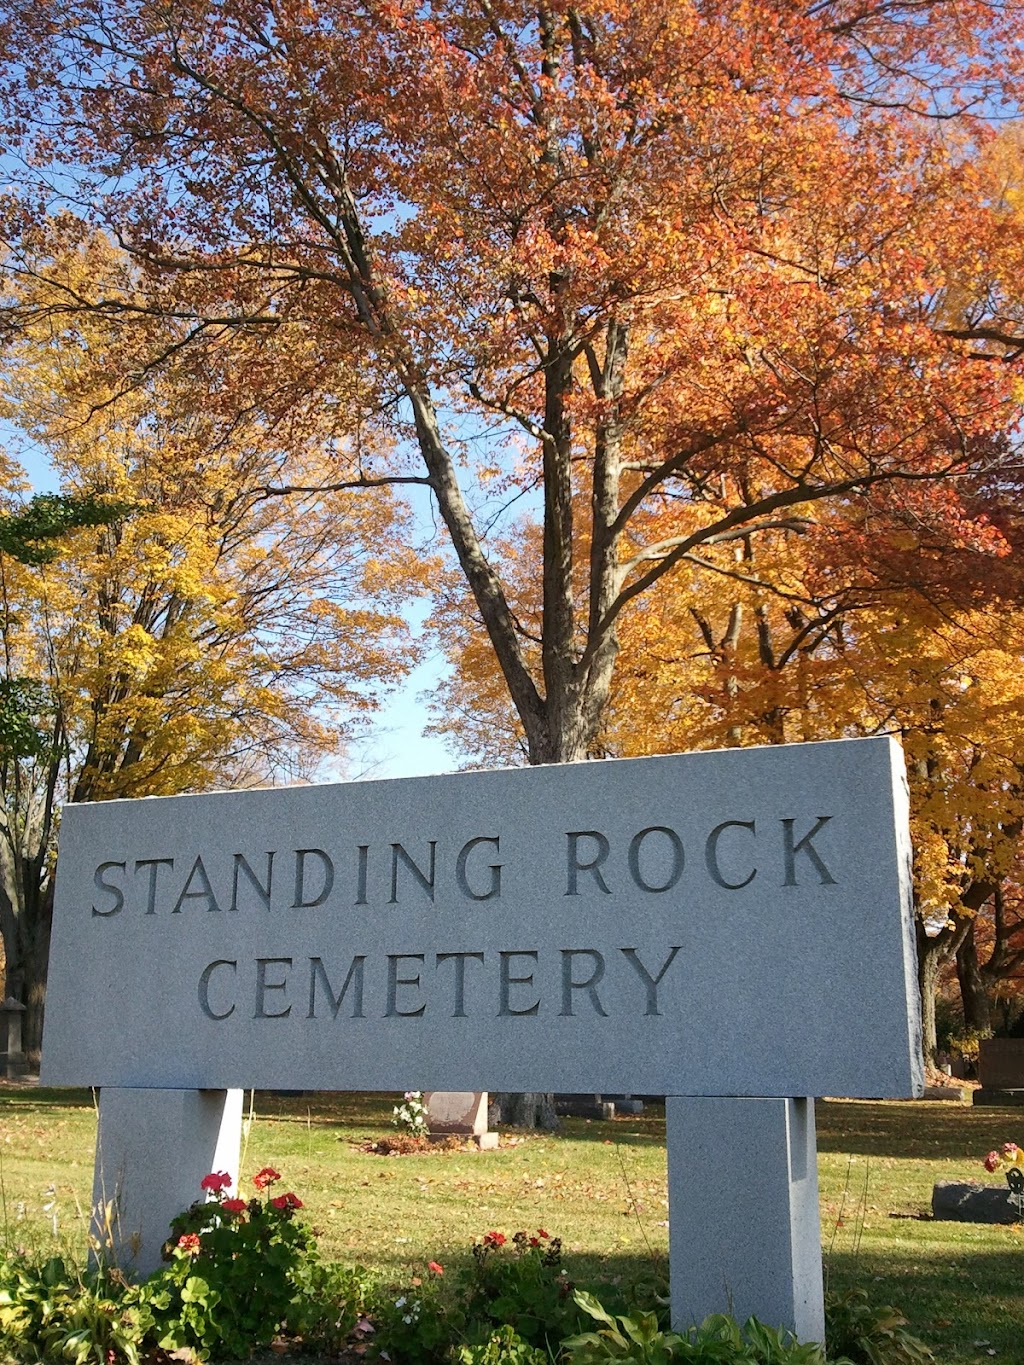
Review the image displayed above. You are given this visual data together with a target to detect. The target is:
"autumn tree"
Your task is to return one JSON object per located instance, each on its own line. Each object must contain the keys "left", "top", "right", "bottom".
{"left": 0, "top": 237, "right": 416, "bottom": 1054}
{"left": 0, "top": 482, "right": 130, "bottom": 758}
{"left": 3, "top": 0, "right": 1024, "bottom": 1114}
{"left": 428, "top": 460, "right": 1024, "bottom": 1062}
{"left": 604, "top": 480, "right": 1024, "bottom": 1062}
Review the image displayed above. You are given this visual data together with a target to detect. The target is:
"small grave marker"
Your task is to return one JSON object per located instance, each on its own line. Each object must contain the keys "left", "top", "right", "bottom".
{"left": 42, "top": 735, "right": 921, "bottom": 1341}
{"left": 1007, "top": 1167, "right": 1024, "bottom": 1221}
{"left": 425, "top": 1091, "right": 498, "bottom": 1148}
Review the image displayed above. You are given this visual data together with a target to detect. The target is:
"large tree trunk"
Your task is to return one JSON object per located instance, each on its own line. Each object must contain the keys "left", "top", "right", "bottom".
{"left": 916, "top": 909, "right": 976, "bottom": 1065}
{"left": 917, "top": 927, "right": 942, "bottom": 1067}
{"left": 956, "top": 921, "right": 992, "bottom": 1036}
{"left": 494, "top": 1091, "right": 559, "bottom": 1130}
{"left": 4, "top": 870, "right": 53, "bottom": 1063}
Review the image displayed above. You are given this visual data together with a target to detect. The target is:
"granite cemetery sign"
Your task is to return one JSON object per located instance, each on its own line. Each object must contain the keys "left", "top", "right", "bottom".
{"left": 42, "top": 735, "right": 922, "bottom": 1340}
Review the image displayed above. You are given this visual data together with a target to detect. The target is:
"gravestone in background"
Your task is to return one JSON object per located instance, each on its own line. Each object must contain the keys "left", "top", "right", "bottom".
{"left": 42, "top": 735, "right": 922, "bottom": 1342}
{"left": 424, "top": 1091, "right": 498, "bottom": 1148}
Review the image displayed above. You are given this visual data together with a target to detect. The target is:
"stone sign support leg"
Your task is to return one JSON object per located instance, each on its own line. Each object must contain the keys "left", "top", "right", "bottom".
{"left": 666, "top": 1096, "right": 824, "bottom": 1344}
{"left": 92, "top": 1087, "right": 244, "bottom": 1278}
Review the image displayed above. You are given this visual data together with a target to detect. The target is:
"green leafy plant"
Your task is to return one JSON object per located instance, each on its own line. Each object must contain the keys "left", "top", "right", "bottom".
{"left": 393, "top": 1091, "right": 430, "bottom": 1138}
{"left": 563, "top": 1291, "right": 685, "bottom": 1365}
{"left": 455, "top": 1323, "right": 550, "bottom": 1365}
{"left": 825, "top": 1289, "right": 935, "bottom": 1365}
{"left": 289, "top": 1257, "right": 378, "bottom": 1352}
{"left": 0, "top": 1254, "right": 143, "bottom": 1365}
{"left": 369, "top": 1278, "right": 456, "bottom": 1365}
{"left": 564, "top": 1292, "right": 829, "bottom": 1365}
{"left": 460, "top": 1229, "right": 579, "bottom": 1349}
{"left": 135, "top": 1166, "right": 318, "bottom": 1360}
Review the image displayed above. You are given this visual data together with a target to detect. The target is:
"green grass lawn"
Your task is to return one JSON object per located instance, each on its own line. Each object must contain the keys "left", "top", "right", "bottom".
{"left": 0, "top": 1087, "right": 1022, "bottom": 1364}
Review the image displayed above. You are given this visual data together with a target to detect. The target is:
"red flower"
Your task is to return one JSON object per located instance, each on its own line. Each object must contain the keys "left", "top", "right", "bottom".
{"left": 253, "top": 1166, "right": 281, "bottom": 1190}
{"left": 1003, "top": 1142, "right": 1019, "bottom": 1159}
{"left": 984, "top": 1151, "right": 1001, "bottom": 1172}
{"left": 222, "top": 1197, "right": 248, "bottom": 1215}
{"left": 271, "top": 1191, "right": 303, "bottom": 1210}
{"left": 200, "top": 1171, "right": 232, "bottom": 1193}
{"left": 177, "top": 1233, "right": 201, "bottom": 1256}
{"left": 482, "top": 1230, "right": 506, "bottom": 1247}
{"left": 428, "top": 1261, "right": 444, "bottom": 1275}
{"left": 536, "top": 1229, "right": 549, "bottom": 1239}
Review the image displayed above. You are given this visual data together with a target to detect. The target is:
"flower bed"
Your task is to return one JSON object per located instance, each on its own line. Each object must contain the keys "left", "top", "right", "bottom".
{"left": 0, "top": 1165, "right": 934, "bottom": 1364}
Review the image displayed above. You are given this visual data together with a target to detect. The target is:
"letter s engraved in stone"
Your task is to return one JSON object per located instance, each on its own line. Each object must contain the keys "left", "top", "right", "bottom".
{"left": 91, "top": 862, "right": 126, "bottom": 917}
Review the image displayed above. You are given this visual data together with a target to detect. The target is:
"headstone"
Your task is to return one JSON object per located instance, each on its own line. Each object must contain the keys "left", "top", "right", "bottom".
{"left": 605, "top": 1094, "right": 645, "bottom": 1114}
{"left": 0, "top": 997, "right": 26, "bottom": 1077}
{"left": 41, "top": 736, "right": 922, "bottom": 1334}
{"left": 978, "top": 1038, "right": 1024, "bottom": 1089}
{"left": 932, "top": 1180, "right": 1019, "bottom": 1224}
{"left": 973, "top": 1089, "right": 1024, "bottom": 1106}
{"left": 555, "top": 1094, "right": 617, "bottom": 1119}
{"left": 425, "top": 1091, "right": 498, "bottom": 1148}
{"left": 921, "top": 1083, "right": 965, "bottom": 1101}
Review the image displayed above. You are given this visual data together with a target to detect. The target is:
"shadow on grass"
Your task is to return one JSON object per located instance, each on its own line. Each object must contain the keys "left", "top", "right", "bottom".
{"left": 825, "top": 1245, "right": 1024, "bottom": 1361}
{"left": 0, "top": 1086, "right": 95, "bottom": 1111}
{"left": 542, "top": 1112, "right": 668, "bottom": 1147}
{"left": 816, "top": 1100, "right": 1024, "bottom": 1161}
{"left": 367, "top": 1241, "right": 670, "bottom": 1302}
{"left": 252, "top": 1092, "right": 670, "bottom": 1147}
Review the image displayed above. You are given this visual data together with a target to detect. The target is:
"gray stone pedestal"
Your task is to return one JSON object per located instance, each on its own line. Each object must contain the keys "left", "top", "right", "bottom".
{"left": 92, "top": 1088, "right": 243, "bottom": 1276}
{"left": 667, "top": 1096, "right": 824, "bottom": 1342}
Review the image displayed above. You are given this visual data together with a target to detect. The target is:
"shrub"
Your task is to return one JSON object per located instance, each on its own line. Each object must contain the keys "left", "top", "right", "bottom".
{"left": 459, "top": 1229, "right": 580, "bottom": 1349}
{"left": 134, "top": 1167, "right": 318, "bottom": 1360}
{"left": 369, "top": 1279, "right": 456, "bottom": 1365}
{"left": 0, "top": 1254, "right": 143, "bottom": 1365}
{"left": 564, "top": 1292, "right": 830, "bottom": 1365}
{"left": 824, "top": 1289, "right": 935, "bottom": 1365}
{"left": 454, "top": 1323, "right": 550, "bottom": 1365}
